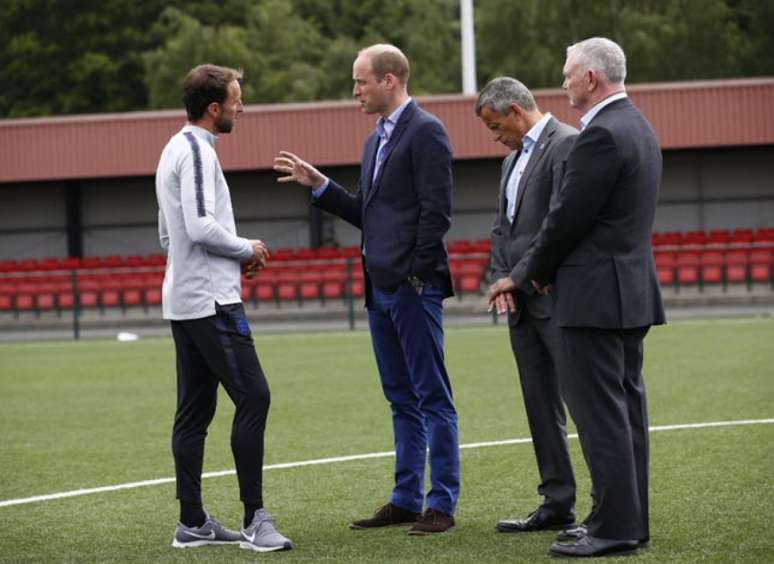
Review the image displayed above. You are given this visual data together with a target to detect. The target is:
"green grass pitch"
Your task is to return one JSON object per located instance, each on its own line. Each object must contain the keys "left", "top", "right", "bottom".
{"left": 0, "top": 318, "right": 772, "bottom": 562}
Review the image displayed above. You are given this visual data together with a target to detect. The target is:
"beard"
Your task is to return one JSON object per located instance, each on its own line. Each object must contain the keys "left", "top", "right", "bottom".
{"left": 214, "top": 114, "right": 235, "bottom": 133}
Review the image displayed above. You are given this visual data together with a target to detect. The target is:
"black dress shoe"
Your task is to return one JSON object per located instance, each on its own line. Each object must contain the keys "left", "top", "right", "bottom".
{"left": 556, "top": 524, "right": 586, "bottom": 542}
{"left": 557, "top": 526, "right": 650, "bottom": 549}
{"left": 496, "top": 509, "right": 575, "bottom": 533}
{"left": 549, "top": 533, "right": 639, "bottom": 558}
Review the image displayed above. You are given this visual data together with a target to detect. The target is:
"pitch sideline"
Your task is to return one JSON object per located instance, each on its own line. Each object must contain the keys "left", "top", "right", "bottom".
{"left": 1, "top": 417, "right": 772, "bottom": 509}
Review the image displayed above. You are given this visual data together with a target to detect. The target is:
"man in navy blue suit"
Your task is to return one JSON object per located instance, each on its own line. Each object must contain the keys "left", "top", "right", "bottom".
{"left": 273, "top": 43, "right": 459, "bottom": 535}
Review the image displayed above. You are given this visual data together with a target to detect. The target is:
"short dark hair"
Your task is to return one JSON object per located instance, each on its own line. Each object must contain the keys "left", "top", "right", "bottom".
{"left": 182, "top": 64, "right": 243, "bottom": 121}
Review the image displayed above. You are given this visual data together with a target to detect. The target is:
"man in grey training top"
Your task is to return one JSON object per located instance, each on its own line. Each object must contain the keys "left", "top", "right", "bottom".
{"left": 155, "top": 63, "right": 292, "bottom": 553}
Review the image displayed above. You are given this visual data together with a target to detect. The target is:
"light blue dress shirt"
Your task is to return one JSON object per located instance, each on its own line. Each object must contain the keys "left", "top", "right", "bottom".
{"left": 504, "top": 112, "right": 552, "bottom": 222}
{"left": 312, "top": 97, "right": 413, "bottom": 197}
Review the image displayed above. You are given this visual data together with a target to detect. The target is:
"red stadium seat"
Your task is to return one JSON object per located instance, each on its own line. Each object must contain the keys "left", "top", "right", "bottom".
{"left": 700, "top": 251, "right": 724, "bottom": 285}
{"left": 255, "top": 284, "right": 275, "bottom": 302}
{"left": 277, "top": 283, "right": 297, "bottom": 301}
{"left": 339, "top": 246, "right": 360, "bottom": 259}
{"left": 124, "top": 255, "right": 145, "bottom": 268}
{"left": 753, "top": 228, "right": 774, "bottom": 243}
{"left": 676, "top": 252, "right": 700, "bottom": 285}
{"left": 299, "top": 282, "right": 320, "bottom": 301}
{"left": 38, "top": 258, "right": 60, "bottom": 271}
{"left": 57, "top": 291, "right": 74, "bottom": 310}
{"left": 122, "top": 289, "right": 143, "bottom": 307}
{"left": 725, "top": 250, "right": 749, "bottom": 284}
{"left": 144, "top": 288, "right": 162, "bottom": 306}
{"left": 100, "top": 289, "right": 121, "bottom": 309}
{"left": 458, "top": 275, "right": 481, "bottom": 294}
{"left": 60, "top": 257, "right": 80, "bottom": 270}
{"left": 145, "top": 254, "right": 166, "bottom": 267}
{"left": 35, "top": 292, "right": 57, "bottom": 312}
{"left": 731, "top": 228, "right": 754, "bottom": 244}
{"left": 80, "top": 256, "right": 103, "bottom": 269}
{"left": 322, "top": 281, "right": 343, "bottom": 301}
{"left": 80, "top": 291, "right": 99, "bottom": 308}
{"left": 316, "top": 247, "right": 339, "bottom": 259}
{"left": 707, "top": 229, "right": 730, "bottom": 245}
{"left": 683, "top": 231, "right": 707, "bottom": 246}
{"left": 102, "top": 256, "right": 125, "bottom": 268}
{"left": 657, "top": 267, "right": 675, "bottom": 286}
{"left": 294, "top": 248, "right": 316, "bottom": 261}
{"left": 271, "top": 248, "right": 294, "bottom": 261}
{"left": 15, "top": 293, "right": 35, "bottom": 312}
{"left": 448, "top": 241, "right": 472, "bottom": 255}
{"left": 0, "top": 293, "right": 12, "bottom": 311}
{"left": 348, "top": 279, "right": 364, "bottom": 298}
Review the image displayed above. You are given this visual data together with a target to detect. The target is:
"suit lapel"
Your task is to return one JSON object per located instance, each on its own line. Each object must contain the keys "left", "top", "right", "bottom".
{"left": 364, "top": 101, "right": 416, "bottom": 208}
{"left": 510, "top": 118, "right": 557, "bottom": 227}
{"left": 361, "top": 132, "right": 379, "bottom": 200}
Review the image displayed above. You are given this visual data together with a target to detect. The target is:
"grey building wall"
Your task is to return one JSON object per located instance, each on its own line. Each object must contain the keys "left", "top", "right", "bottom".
{"left": 1, "top": 146, "right": 773, "bottom": 260}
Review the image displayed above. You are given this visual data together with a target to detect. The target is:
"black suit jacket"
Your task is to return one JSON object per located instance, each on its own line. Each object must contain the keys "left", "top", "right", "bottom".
{"left": 513, "top": 98, "right": 666, "bottom": 329}
{"left": 314, "top": 100, "right": 454, "bottom": 305}
{"left": 490, "top": 117, "right": 578, "bottom": 325}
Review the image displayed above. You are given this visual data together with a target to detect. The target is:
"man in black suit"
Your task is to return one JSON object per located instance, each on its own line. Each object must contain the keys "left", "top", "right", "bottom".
{"left": 490, "top": 37, "right": 665, "bottom": 558}
{"left": 474, "top": 77, "right": 579, "bottom": 533}
{"left": 274, "top": 44, "right": 458, "bottom": 535}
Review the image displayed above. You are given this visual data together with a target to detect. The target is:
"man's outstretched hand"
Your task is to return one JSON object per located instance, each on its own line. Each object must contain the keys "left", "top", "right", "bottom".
{"left": 273, "top": 151, "right": 327, "bottom": 188}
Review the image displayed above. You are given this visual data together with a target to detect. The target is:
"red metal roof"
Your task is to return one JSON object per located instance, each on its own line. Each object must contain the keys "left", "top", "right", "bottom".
{"left": 1, "top": 78, "right": 772, "bottom": 184}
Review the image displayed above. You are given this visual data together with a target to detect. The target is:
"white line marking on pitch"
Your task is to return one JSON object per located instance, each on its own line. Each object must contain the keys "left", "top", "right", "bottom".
{"left": 1, "top": 418, "right": 772, "bottom": 509}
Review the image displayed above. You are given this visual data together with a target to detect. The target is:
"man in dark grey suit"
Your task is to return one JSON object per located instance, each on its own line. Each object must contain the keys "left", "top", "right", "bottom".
{"left": 491, "top": 37, "right": 665, "bottom": 558}
{"left": 475, "top": 77, "right": 579, "bottom": 533}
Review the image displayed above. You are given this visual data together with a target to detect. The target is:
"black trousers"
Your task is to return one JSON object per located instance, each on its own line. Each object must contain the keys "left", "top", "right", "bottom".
{"left": 509, "top": 310, "right": 575, "bottom": 515}
{"left": 557, "top": 326, "right": 650, "bottom": 541}
{"left": 170, "top": 303, "right": 270, "bottom": 506}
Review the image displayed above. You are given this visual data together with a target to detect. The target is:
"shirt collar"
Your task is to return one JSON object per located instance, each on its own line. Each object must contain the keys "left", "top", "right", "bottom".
{"left": 523, "top": 112, "right": 552, "bottom": 151}
{"left": 377, "top": 97, "right": 412, "bottom": 141}
{"left": 580, "top": 92, "right": 628, "bottom": 130}
{"left": 183, "top": 124, "right": 217, "bottom": 147}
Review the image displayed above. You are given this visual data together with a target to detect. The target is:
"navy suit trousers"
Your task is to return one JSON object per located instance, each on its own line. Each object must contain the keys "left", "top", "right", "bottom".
{"left": 367, "top": 281, "right": 460, "bottom": 515}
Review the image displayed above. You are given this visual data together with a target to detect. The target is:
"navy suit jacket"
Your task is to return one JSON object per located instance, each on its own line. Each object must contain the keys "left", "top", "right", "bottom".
{"left": 314, "top": 100, "right": 454, "bottom": 305}
{"left": 512, "top": 98, "right": 665, "bottom": 329}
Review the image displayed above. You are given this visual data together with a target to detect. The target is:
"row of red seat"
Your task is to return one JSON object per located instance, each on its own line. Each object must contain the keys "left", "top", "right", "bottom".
{"left": 655, "top": 248, "right": 773, "bottom": 286}
{"left": 2, "top": 228, "right": 772, "bottom": 273}
{"left": 0, "top": 257, "right": 490, "bottom": 314}
{"left": 653, "top": 227, "right": 774, "bottom": 247}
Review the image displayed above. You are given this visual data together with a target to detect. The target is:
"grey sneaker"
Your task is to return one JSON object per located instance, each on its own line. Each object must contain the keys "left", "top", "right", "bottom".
{"left": 240, "top": 508, "right": 293, "bottom": 552}
{"left": 171, "top": 513, "right": 241, "bottom": 548}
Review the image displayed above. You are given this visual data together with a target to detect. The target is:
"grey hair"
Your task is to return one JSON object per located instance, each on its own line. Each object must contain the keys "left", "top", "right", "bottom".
{"left": 475, "top": 77, "right": 536, "bottom": 116}
{"left": 567, "top": 37, "right": 627, "bottom": 85}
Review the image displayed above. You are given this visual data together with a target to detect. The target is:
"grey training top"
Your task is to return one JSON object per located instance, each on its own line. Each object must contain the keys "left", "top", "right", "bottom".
{"left": 155, "top": 124, "right": 253, "bottom": 320}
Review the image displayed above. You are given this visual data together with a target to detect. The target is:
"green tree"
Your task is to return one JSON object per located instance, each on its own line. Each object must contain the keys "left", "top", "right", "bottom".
{"left": 0, "top": 0, "right": 165, "bottom": 117}
{"left": 1, "top": 0, "right": 772, "bottom": 118}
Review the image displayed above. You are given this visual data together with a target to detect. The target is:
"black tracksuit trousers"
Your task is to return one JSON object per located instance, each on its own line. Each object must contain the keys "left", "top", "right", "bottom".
{"left": 170, "top": 302, "right": 270, "bottom": 507}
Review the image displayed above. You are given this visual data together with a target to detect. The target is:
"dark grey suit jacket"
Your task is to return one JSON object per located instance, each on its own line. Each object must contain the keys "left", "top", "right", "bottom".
{"left": 490, "top": 116, "right": 578, "bottom": 325}
{"left": 512, "top": 98, "right": 666, "bottom": 329}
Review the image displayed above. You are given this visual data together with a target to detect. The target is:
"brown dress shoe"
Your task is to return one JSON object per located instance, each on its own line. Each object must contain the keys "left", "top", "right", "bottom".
{"left": 349, "top": 503, "right": 420, "bottom": 529}
{"left": 407, "top": 508, "right": 455, "bottom": 535}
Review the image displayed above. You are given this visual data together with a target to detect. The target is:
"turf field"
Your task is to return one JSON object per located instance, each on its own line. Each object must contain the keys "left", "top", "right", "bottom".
{"left": 1, "top": 318, "right": 772, "bottom": 563}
